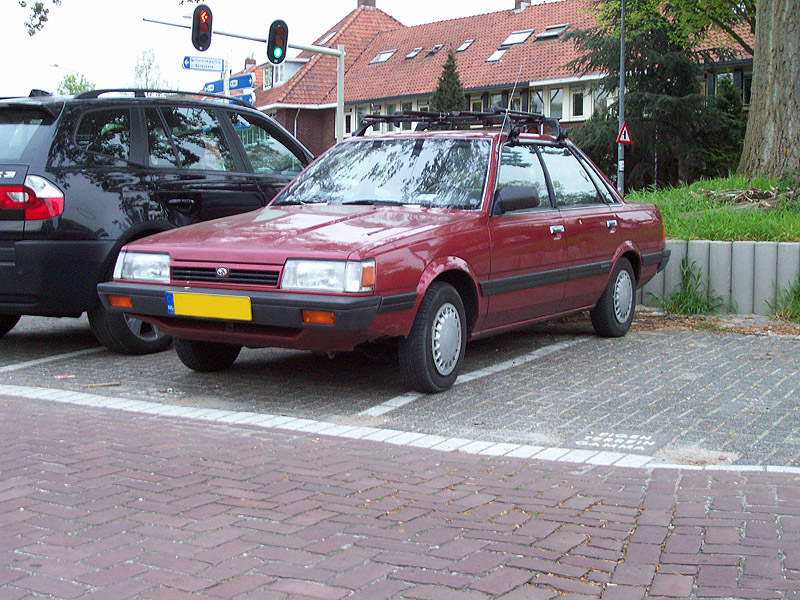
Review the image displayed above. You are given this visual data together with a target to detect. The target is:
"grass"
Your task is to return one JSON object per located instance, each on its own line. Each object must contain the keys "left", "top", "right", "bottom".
{"left": 768, "top": 276, "right": 800, "bottom": 322}
{"left": 627, "top": 174, "right": 800, "bottom": 242}
{"left": 652, "top": 255, "right": 726, "bottom": 315}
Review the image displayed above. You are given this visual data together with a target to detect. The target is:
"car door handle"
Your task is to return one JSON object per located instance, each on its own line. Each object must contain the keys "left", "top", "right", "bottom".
{"left": 606, "top": 219, "right": 618, "bottom": 229}
{"left": 167, "top": 198, "right": 196, "bottom": 209}
{"left": 550, "top": 225, "right": 565, "bottom": 235}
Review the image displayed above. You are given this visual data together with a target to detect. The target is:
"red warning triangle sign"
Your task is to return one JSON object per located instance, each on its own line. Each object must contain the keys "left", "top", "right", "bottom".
{"left": 616, "top": 121, "right": 633, "bottom": 145}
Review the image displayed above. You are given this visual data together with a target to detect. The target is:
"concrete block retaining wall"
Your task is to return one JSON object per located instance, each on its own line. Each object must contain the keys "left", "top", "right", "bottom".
{"left": 639, "top": 240, "right": 800, "bottom": 316}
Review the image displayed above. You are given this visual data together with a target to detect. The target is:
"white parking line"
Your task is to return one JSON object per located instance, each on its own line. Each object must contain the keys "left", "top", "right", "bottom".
{"left": 358, "top": 336, "right": 589, "bottom": 417}
{"left": 0, "top": 347, "right": 105, "bottom": 374}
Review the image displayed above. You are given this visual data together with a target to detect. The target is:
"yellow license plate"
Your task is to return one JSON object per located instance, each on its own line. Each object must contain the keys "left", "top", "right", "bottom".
{"left": 166, "top": 292, "right": 252, "bottom": 321}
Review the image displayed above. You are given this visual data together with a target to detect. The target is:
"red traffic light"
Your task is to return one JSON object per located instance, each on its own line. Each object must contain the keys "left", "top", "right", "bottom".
{"left": 191, "top": 4, "right": 213, "bottom": 52}
{"left": 267, "top": 19, "right": 288, "bottom": 65}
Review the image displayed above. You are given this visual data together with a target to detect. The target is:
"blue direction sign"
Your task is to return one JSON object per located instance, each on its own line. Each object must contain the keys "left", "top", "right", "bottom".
{"left": 182, "top": 56, "right": 225, "bottom": 72}
{"left": 228, "top": 73, "right": 255, "bottom": 91}
{"left": 237, "top": 93, "right": 255, "bottom": 105}
{"left": 203, "top": 79, "right": 225, "bottom": 94}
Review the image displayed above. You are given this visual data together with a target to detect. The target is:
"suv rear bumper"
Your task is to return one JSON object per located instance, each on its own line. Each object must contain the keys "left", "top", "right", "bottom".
{"left": 0, "top": 240, "right": 115, "bottom": 316}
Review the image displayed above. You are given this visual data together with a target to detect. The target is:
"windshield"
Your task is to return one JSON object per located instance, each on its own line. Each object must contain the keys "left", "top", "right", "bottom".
{"left": 273, "top": 137, "right": 490, "bottom": 210}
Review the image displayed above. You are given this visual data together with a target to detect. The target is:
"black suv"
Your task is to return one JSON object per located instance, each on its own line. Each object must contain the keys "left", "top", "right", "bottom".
{"left": 0, "top": 89, "right": 312, "bottom": 353}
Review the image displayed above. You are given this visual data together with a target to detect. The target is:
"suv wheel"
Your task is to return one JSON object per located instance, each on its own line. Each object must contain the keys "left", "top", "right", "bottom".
{"left": 89, "top": 304, "right": 172, "bottom": 355}
{"left": 399, "top": 282, "right": 466, "bottom": 393}
{"left": 0, "top": 315, "right": 21, "bottom": 338}
{"left": 173, "top": 338, "right": 241, "bottom": 372}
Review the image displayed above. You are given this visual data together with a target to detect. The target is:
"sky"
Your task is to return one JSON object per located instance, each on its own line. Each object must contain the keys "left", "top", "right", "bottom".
{"left": 1, "top": 0, "right": 498, "bottom": 97}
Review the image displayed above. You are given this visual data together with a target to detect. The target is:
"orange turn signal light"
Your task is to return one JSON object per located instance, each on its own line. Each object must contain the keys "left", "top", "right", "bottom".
{"left": 302, "top": 310, "right": 335, "bottom": 326}
{"left": 108, "top": 295, "right": 133, "bottom": 309}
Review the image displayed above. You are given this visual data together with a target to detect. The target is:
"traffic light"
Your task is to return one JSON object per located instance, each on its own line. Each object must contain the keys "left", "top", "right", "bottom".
{"left": 191, "top": 4, "right": 213, "bottom": 52}
{"left": 267, "top": 20, "right": 288, "bottom": 64}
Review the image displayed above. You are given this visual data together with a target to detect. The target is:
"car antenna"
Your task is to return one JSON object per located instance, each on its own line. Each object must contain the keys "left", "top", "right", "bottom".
{"left": 502, "top": 63, "right": 524, "bottom": 144}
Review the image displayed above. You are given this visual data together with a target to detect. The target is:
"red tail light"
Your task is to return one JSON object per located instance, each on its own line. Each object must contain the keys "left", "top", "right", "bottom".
{"left": 0, "top": 176, "right": 64, "bottom": 220}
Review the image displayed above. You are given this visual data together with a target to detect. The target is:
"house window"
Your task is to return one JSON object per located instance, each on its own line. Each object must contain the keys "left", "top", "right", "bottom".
{"left": 370, "top": 50, "right": 396, "bottom": 64}
{"left": 536, "top": 23, "right": 570, "bottom": 41}
{"left": 487, "top": 48, "right": 507, "bottom": 62}
{"left": 593, "top": 86, "right": 608, "bottom": 113}
{"left": 550, "top": 88, "right": 563, "bottom": 119}
{"left": 318, "top": 30, "right": 338, "bottom": 46}
{"left": 530, "top": 89, "right": 544, "bottom": 113}
{"left": 401, "top": 102, "right": 413, "bottom": 130}
{"left": 427, "top": 44, "right": 444, "bottom": 56}
{"left": 262, "top": 66, "right": 273, "bottom": 90}
{"left": 501, "top": 29, "right": 534, "bottom": 46}
{"left": 572, "top": 91, "right": 584, "bottom": 118}
{"left": 471, "top": 100, "right": 483, "bottom": 112}
{"left": 273, "top": 65, "right": 285, "bottom": 86}
{"left": 345, "top": 114, "right": 352, "bottom": 134}
{"left": 511, "top": 97, "right": 522, "bottom": 111}
{"left": 387, "top": 103, "right": 396, "bottom": 131}
{"left": 406, "top": 47, "right": 423, "bottom": 59}
{"left": 490, "top": 93, "right": 503, "bottom": 109}
{"left": 456, "top": 39, "right": 474, "bottom": 52}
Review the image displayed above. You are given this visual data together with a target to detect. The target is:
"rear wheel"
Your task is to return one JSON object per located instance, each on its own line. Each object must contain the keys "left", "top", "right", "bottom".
{"left": 89, "top": 303, "right": 172, "bottom": 355}
{"left": 590, "top": 257, "right": 636, "bottom": 337}
{"left": 173, "top": 338, "right": 241, "bottom": 372}
{"left": 399, "top": 282, "right": 466, "bottom": 393}
{"left": 0, "top": 315, "right": 21, "bottom": 338}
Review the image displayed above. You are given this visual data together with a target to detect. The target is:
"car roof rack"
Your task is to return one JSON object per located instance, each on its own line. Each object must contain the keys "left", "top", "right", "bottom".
{"left": 74, "top": 88, "right": 255, "bottom": 109}
{"left": 353, "top": 109, "right": 567, "bottom": 142}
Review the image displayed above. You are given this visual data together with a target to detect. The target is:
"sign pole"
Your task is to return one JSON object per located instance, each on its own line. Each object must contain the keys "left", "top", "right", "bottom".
{"left": 617, "top": 0, "right": 626, "bottom": 196}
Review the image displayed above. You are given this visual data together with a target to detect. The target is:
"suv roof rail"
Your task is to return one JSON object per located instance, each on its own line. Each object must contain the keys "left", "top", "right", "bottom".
{"left": 74, "top": 88, "right": 256, "bottom": 109}
{"left": 353, "top": 109, "right": 567, "bottom": 142}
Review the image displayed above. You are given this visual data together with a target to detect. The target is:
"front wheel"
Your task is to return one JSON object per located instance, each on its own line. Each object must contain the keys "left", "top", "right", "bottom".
{"left": 0, "top": 315, "right": 21, "bottom": 338}
{"left": 399, "top": 282, "right": 467, "bottom": 393}
{"left": 173, "top": 338, "right": 241, "bottom": 372}
{"left": 590, "top": 257, "right": 636, "bottom": 338}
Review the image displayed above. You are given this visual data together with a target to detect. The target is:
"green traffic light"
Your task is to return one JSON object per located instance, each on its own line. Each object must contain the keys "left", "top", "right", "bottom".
{"left": 274, "top": 48, "right": 283, "bottom": 59}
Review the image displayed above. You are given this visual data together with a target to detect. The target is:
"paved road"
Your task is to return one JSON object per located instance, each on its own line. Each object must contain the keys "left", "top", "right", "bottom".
{"left": 2, "top": 313, "right": 799, "bottom": 466}
{"left": 2, "top": 394, "right": 800, "bottom": 600}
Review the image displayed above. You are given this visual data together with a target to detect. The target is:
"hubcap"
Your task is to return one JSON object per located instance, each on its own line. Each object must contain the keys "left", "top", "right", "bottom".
{"left": 431, "top": 302, "right": 462, "bottom": 376}
{"left": 613, "top": 270, "right": 634, "bottom": 323}
{"left": 124, "top": 315, "right": 165, "bottom": 342}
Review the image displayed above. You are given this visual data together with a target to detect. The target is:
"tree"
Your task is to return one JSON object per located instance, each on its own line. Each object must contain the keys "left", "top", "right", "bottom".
{"left": 738, "top": 0, "right": 800, "bottom": 179}
{"left": 429, "top": 49, "right": 466, "bottom": 112}
{"left": 56, "top": 72, "right": 94, "bottom": 95}
{"left": 133, "top": 49, "right": 173, "bottom": 89}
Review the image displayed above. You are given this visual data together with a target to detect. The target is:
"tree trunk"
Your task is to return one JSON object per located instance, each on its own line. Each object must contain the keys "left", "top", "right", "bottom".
{"left": 738, "top": 0, "right": 800, "bottom": 179}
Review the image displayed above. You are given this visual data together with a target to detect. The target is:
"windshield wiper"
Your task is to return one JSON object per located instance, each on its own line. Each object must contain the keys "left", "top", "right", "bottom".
{"left": 342, "top": 199, "right": 408, "bottom": 207}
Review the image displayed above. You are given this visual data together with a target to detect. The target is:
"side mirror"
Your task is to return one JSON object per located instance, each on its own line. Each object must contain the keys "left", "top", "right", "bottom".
{"left": 493, "top": 186, "right": 540, "bottom": 215}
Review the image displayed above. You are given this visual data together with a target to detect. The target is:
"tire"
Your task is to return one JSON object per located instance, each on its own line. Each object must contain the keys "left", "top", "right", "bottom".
{"left": 0, "top": 315, "right": 21, "bottom": 338}
{"left": 173, "top": 338, "right": 241, "bottom": 372}
{"left": 590, "top": 257, "right": 636, "bottom": 338}
{"left": 89, "top": 303, "right": 172, "bottom": 355}
{"left": 399, "top": 282, "right": 467, "bottom": 393}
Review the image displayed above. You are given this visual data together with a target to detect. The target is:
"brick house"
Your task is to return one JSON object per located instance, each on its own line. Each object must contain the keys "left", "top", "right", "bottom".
{"left": 231, "top": 0, "right": 753, "bottom": 156}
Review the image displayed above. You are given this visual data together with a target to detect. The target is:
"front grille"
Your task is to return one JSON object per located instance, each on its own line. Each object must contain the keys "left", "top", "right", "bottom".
{"left": 171, "top": 267, "right": 279, "bottom": 287}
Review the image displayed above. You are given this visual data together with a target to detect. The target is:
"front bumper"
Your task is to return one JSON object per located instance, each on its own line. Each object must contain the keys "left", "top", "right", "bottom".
{"left": 97, "top": 281, "right": 417, "bottom": 332}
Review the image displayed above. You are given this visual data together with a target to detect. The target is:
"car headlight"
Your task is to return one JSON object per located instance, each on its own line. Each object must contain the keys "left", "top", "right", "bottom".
{"left": 113, "top": 251, "right": 171, "bottom": 283}
{"left": 281, "top": 259, "right": 375, "bottom": 293}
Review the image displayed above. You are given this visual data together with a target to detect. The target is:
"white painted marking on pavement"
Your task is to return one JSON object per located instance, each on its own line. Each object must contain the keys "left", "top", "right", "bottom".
{"left": 359, "top": 336, "right": 589, "bottom": 417}
{"left": 0, "top": 347, "right": 105, "bottom": 373}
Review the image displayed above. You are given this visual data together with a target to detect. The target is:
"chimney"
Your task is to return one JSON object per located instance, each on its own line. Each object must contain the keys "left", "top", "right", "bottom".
{"left": 514, "top": 0, "right": 530, "bottom": 10}
{"left": 358, "top": 0, "right": 376, "bottom": 7}
{"left": 244, "top": 56, "right": 256, "bottom": 70}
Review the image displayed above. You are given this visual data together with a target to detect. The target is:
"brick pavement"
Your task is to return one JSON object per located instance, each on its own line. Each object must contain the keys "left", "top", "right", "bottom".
{"left": 2, "top": 395, "right": 799, "bottom": 599}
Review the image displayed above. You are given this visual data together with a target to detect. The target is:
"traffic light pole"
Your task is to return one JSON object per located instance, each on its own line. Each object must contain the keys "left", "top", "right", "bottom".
{"left": 144, "top": 18, "right": 347, "bottom": 142}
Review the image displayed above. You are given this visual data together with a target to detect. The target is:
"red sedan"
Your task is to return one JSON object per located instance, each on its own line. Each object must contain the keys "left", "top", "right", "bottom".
{"left": 98, "top": 111, "right": 669, "bottom": 393}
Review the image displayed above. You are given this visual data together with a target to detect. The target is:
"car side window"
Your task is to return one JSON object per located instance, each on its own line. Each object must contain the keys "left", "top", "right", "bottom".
{"left": 75, "top": 108, "right": 131, "bottom": 162}
{"left": 227, "top": 112, "right": 304, "bottom": 176}
{"left": 538, "top": 145, "right": 603, "bottom": 208}
{"left": 496, "top": 144, "right": 550, "bottom": 209}
{"left": 157, "top": 106, "right": 236, "bottom": 171}
{"left": 145, "top": 109, "right": 180, "bottom": 168}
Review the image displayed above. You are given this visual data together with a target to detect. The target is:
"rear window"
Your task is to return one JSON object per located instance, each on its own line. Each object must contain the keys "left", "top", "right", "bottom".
{"left": 0, "top": 108, "right": 55, "bottom": 161}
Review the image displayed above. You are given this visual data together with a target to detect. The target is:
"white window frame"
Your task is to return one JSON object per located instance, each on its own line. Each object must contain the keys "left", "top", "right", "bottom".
{"left": 500, "top": 29, "right": 534, "bottom": 47}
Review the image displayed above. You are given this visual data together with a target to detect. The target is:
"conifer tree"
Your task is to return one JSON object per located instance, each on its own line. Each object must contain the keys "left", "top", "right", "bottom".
{"left": 429, "top": 49, "right": 467, "bottom": 112}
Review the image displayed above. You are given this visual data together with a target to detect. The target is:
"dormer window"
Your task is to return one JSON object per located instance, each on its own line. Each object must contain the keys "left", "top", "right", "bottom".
{"left": 456, "top": 39, "right": 474, "bottom": 52}
{"left": 427, "top": 44, "right": 444, "bottom": 56}
{"left": 406, "top": 47, "right": 423, "bottom": 59}
{"left": 500, "top": 29, "right": 534, "bottom": 47}
{"left": 487, "top": 48, "right": 507, "bottom": 62}
{"left": 370, "top": 50, "right": 396, "bottom": 64}
{"left": 536, "top": 23, "right": 570, "bottom": 40}
{"left": 318, "top": 30, "right": 338, "bottom": 46}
